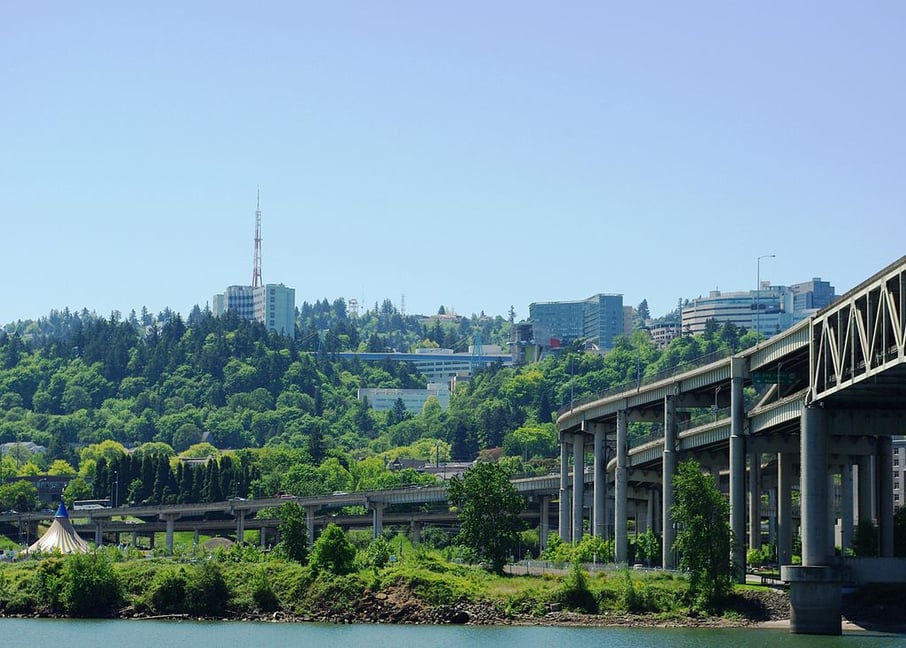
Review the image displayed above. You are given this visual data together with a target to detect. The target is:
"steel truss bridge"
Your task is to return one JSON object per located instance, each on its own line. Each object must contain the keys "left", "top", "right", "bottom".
{"left": 556, "top": 255, "right": 906, "bottom": 634}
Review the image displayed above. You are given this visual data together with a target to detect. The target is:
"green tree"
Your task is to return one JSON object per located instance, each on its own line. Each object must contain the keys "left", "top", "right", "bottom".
{"left": 309, "top": 523, "right": 357, "bottom": 575}
{"left": 275, "top": 501, "right": 309, "bottom": 563}
{"left": 448, "top": 461, "right": 525, "bottom": 572}
{"left": 0, "top": 479, "right": 40, "bottom": 511}
{"left": 671, "top": 459, "right": 734, "bottom": 610}
{"left": 60, "top": 552, "right": 122, "bottom": 616}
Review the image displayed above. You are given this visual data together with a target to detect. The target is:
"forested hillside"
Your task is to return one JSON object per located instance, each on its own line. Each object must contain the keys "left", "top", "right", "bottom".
{"left": 0, "top": 303, "right": 755, "bottom": 510}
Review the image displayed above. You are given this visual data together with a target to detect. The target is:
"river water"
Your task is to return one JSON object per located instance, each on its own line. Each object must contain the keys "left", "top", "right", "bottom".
{"left": 0, "top": 619, "right": 899, "bottom": 648}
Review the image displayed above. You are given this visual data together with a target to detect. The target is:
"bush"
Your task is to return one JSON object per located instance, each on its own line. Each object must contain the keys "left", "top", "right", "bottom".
{"left": 556, "top": 562, "right": 597, "bottom": 613}
{"left": 310, "top": 524, "right": 356, "bottom": 575}
{"left": 361, "top": 536, "right": 392, "bottom": 569}
{"left": 32, "top": 557, "right": 65, "bottom": 614}
{"left": 147, "top": 567, "right": 187, "bottom": 614}
{"left": 573, "top": 534, "right": 613, "bottom": 564}
{"left": 250, "top": 568, "right": 279, "bottom": 612}
{"left": 60, "top": 553, "right": 122, "bottom": 617}
{"left": 184, "top": 562, "right": 229, "bottom": 616}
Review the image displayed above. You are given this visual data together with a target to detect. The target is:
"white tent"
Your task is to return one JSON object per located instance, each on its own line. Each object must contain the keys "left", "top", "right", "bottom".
{"left": 28, "top": 501, "right": 90, "bottom": 554}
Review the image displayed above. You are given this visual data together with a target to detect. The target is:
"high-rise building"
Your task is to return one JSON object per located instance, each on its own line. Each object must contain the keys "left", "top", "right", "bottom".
{"left": 681, "top": 278, "right": 836, "bottom": 338}
{"left": 529, "top": 293, "right": 624, "bottom": 352}
{"left": 212, "top": 283, "right": 296, "bottom": 336}
{"left": 211, "top": 193, "right": 296, "bottom": 337}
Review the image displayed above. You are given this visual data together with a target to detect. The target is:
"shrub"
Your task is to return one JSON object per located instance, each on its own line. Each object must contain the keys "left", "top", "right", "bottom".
{"left": 250, "top": 568, "right": 279, "bottom": 612}
{"left": 573, "top": 534, "right": 613, "bottom": 564}
{"left": 32, "top": 557, "right": 65, "bottom": 614}
{"left": 556, "top": 562, "right": 597, "bottom": 613}
{"left": 60, "top": 553, "right": 122, "bottom": 617}
{"left": 184, "top": 562, "right": 229, "bottom": 616}
{"left": 310, "top": 524, "right": 356, "bottom": 575}
{"left": 147, "top": 567, "right": 187, "bottom": 614}
{"left": 361, "top": 536, "right": 392, "bottom": 569}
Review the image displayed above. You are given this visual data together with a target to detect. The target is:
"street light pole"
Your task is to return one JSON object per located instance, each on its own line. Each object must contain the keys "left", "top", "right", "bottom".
{"left": 756, "top": 254, "right": 776, "bottom": 341}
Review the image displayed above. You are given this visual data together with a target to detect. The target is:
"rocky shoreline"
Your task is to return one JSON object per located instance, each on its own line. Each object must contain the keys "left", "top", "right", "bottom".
{"left": 121, "top": 586, "right": 792, "bottom": 628}
{"left": 7, "top": 586, "right": 906, "bottom": 634}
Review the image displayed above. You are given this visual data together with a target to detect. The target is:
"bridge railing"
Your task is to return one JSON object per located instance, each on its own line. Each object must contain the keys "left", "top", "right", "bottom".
{"left": 629, "top": 425, "right": 664, "bottom": 450}
{"left": 558, "top": 348, "right": 736, "bottom": 417}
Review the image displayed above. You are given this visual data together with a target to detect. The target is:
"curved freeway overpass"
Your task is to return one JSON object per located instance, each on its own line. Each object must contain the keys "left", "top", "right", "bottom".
{"left": 556, "top": 255, "right": 906, "bottom": 634}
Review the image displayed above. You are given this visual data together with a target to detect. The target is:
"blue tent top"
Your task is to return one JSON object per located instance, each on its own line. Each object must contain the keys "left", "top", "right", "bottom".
{"left": 55, "top": 501, "right": 69, "bottom": 519}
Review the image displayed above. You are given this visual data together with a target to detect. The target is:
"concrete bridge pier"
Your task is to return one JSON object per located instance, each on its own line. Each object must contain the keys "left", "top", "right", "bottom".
{"left": 306, "top": 505, "right": 319, "bottom": 543}
{"left": 558, "top": 437, "right": 570, "bottom": 541}
{"left": 729, "top": 357, "right": 746, "bottom": 582}
{"left": 782, "top": 404, "right": 841, "bottom": 635}
{"left": 94, "top": 520, "right": 104, "bottom": 547}
{"left": 662, "top": 393, "right": 677, "bottom": 570}
{"left": 615, "top": 410, "right": 628, "bottom": 564}
{"left": 856, "top": 455, "right": 873, "bottom": 528}
{"left": 235, "top": 509, "right": 246, "bottom": 544}
{"left": 878, "top": 435, "right": 894, "bottom": 556}
{"left": 371, "top": 501, "right": 387, "bottom": 538}
{"left": 839, "top": 463, "right": 854, "bottom": 554}
{"left": 539, "top": 495, "right": 551, "bottom": 550}
{"left": 777, "top": 451, "right": 794, "bottom": 566}
{"left": 593, "top": 422, "right": 607, "bottom": 540}
{"left": 162, "top": 513, "right": 180, "bottom": 554}
{"left": 748, "top": 450, "right": 762, "bottom": 550}
{"left": 572, "top": 433, "right": 585, "bottom": 543}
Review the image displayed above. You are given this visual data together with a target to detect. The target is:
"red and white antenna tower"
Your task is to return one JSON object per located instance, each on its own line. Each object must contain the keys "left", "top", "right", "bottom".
{"left": 252, "top": 187, "right": 263, "bottom": 288}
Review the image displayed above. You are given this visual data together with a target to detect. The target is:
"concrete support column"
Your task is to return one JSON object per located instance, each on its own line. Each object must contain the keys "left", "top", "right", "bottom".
{"left": 662, "top": 394, "right": 677, "bottom": 570}
{"left": 878, "top": 436, "right": 894, "bottom": 557}
{"left": 857, "top": 456, "right": 873, "bottom": 526}
{"left": 540, "top": 495, "right": 551, "bottom": 550}
{"left": 783, "top": 404, "right": 841, "bottom": 635}
{"left": 94, "top": 521, "right": 104, "bottom": 547}
{"left": 371, "top": 501, "right": 387, "bottom": 538}
{"left": 559, "top": 437, "right": 570, "bottom": 540}
{"left": 572, "top": 433, "right": 585, "bottom": 543}
{"left": 305, "top": 505, "right": 319, "bottom": 544}
{"left": 645, "top": 490, "right": 655, "bottom": 534}
{"left": 260, "top": 526, "right": 267, "bottom": 548}
{"left": 840, "top": 464, "right": 854, "bottom": 554}
{"left": 615, "top": 410, "right": 629, "bottom": 564}
{"left": 236, "top": 510, "right": 246, "bottom": 545}
{"left": 164, "top": 514, "right": 177, "bottom": 554}
{"left": 193, "top": 528, "right": 200, "bottom": 547}
{"left": 410, "top": 521, "right": 421, "bottom": 546}
{"left": 748, "top": 450, "right": 762, "bottom": 549}
{"left": 729, "top": 359, "right": 746, "bottom": 581}
{"left": 827, "top": 472, "right": 837, "bottom": 555}
{"left": 593, "top": 423, "right": 607, "bottom": 539}
{"left": 777, "top": 452, "right": 793, "bottom": 566}
{"left": 801, "top": 405, "right": 830, "bottom": 566}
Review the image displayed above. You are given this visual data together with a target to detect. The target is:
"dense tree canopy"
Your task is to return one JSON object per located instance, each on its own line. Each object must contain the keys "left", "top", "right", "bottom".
{"left": 1, "top": 303, "right": 756, "bottom": 505}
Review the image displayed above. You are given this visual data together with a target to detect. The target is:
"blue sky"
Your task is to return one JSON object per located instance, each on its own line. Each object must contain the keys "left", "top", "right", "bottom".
{"left": 2, "top": 2, "right": 904, "bottom": 325}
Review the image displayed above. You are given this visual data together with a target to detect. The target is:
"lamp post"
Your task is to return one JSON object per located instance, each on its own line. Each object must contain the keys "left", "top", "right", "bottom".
{"left": 756, "top": 254, "right": 776, "bottom": 340}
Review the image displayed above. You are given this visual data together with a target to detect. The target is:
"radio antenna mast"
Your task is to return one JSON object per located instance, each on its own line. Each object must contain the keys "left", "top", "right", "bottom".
{"left": 252, "top": 187, "right": 263, "bottom": 288}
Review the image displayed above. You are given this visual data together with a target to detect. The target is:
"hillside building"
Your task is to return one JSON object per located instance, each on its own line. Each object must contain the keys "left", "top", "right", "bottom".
{"left": 529, "top": 293, "right": 625, "bottom": 353}
{"left": 681, "top": 278, "right": 835, "bottom": 338}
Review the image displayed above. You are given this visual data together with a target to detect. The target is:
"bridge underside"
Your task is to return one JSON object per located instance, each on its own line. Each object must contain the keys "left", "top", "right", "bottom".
{"left": 557, "top": 256, "right": 906, "bottom": 635}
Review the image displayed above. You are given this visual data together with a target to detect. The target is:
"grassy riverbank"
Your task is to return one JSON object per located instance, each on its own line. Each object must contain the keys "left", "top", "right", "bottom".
{"left": 0, "top": 542, "right": 790, "bottom": 626}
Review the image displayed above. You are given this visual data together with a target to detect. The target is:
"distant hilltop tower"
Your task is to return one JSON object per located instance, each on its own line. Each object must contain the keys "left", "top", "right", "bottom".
{"left": 252, "top": 187, "right": 263, "bottom": 288}
{"left": 211, "top": 189, "right": 296, "bottom": 337}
